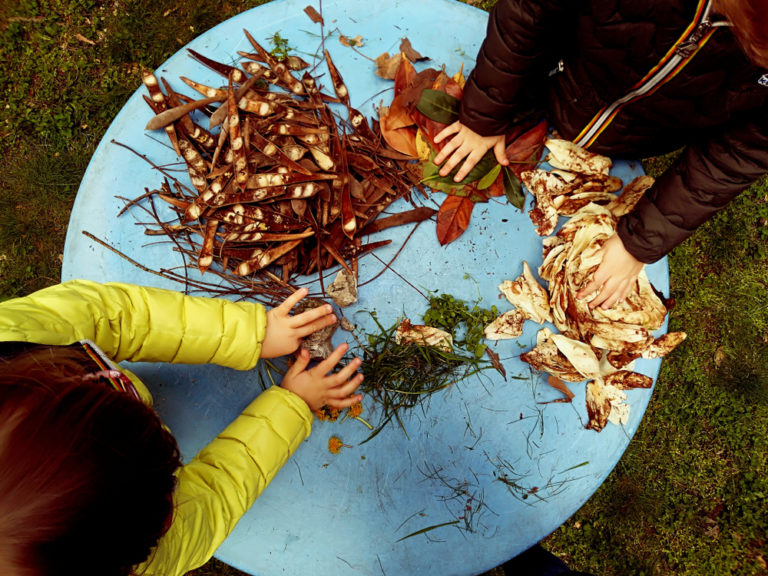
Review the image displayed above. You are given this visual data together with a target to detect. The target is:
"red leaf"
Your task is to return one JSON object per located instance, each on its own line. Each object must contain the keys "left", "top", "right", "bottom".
{"left": 505, "top": 119, "right": 548, "bottom": 177}
{"left": 436, "top": 195, "right": 474, "bottom": 245}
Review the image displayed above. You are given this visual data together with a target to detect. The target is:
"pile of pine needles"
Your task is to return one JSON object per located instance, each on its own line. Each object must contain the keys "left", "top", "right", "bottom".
{"left": 357, "top": 309, "right": 493, "bottom": 443}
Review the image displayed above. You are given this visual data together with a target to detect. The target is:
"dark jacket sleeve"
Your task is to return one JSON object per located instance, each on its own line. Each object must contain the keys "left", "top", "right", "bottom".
{"left": 617, "top": 107, "right": 768, "bottom": 263}
{"left": 459, "top": 0, "right": 568, "bottom": 136}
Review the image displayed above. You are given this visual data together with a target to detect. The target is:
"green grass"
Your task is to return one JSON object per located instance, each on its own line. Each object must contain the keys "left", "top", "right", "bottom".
{"left": 2, "top": 1, "right": 767, "bottom": 575}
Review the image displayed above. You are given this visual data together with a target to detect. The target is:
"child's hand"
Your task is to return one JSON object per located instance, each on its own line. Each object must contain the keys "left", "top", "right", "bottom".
{"left": 433, "top": 121, "right": 507, "bottom": 182}
{"left": 280, "top": 343, "right": 364, "bottom": 411}
{"left": 576, "top": 233, "right": 644, "bottom": 309}
{"left": 261, "top": 288, "right": 337, "bottom": 359}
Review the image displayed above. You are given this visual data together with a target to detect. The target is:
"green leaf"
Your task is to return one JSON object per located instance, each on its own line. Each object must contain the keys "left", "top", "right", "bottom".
{"left": 477, "top": 163, "right": 501, "bottom": 190}
{"left": 503, "top": 166, "right": 525, "bottom": 210}
{"left": 415, "top": 89, "right": 460, "bottom": 124}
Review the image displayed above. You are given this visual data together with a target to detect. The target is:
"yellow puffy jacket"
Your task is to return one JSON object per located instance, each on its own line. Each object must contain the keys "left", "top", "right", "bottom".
{"left": 0, "top": 279, "right": 313, "bottom": 576}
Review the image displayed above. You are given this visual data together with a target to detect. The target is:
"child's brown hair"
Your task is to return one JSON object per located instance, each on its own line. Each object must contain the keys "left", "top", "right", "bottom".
{"left": 0, "top": 346, "right": 182, "bottom": 576}
{"left": 717, "top": 0, "right": 768, "bottom": 68}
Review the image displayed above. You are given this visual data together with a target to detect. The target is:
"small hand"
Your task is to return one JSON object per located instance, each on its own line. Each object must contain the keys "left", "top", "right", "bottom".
{"left": 433, "top": 121, "right": 507, "bottom": 182}
{"left": 576, "top": 233, "right": 644, "bottom": 309}
{"left": 261, "top": 288, "right": 337, "bottom": 359}
{"left": 280, "top": 343, "right": 364, "bottom": 412}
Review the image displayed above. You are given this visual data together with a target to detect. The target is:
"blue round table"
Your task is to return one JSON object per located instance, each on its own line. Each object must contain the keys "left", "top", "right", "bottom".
{"left": 62, "top": 1, "right": 669, "bottom": 574}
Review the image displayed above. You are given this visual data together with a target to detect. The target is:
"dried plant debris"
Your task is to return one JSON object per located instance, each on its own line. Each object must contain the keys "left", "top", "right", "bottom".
{"left": 358, "top": 309, "right": 492, "bottom": 443}
{"left": 488, "top": 140, "right": 686, "bottom": 431}
{"left": 297, "top": 298, "right": 338, "bottom": 360}
{"left": 130, "top": 28, "right": 429, "bottom": 298}
{"left": 326, "top": 268, "right": 358, "bottom": 307}
{"left": 395, "top": 319, "right": 453, "bottom": 351}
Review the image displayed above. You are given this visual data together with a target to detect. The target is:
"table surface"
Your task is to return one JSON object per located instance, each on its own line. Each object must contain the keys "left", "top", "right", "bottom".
{"left": 62, "top": 1, "right": 669, "bottom": 575}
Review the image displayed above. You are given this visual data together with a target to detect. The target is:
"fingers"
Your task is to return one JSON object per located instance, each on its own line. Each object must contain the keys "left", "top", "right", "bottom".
{"left": 493, "top": 137, "right": 509, "bottom": 166}
{"left": 451, "top": 149, "right": 484, "bottom": 182}
{"left": 433, "top": 121, "right": 462, "bottom": 146}
{"left": 597, "top": 279, "right": 631, "bottom": 310}
{"left": 314, "top": 342, "right": 349, "bottom": 374}
{"left": 324, "top": 385, "right": 364, "bottom": 410}
{"left": 435, "top": 137, "right": 463, "bottom": 172}
{"left": 331, "top": 356, "right": 362, "bottom": 383}
{"left": 293, "top": 314, "right": 337, "bottom": 340}
{"left": 291, "top": 302, "right": 334, "bottom": 328}
{"left": 276, "top": 287, "right": 308, "bottom": 314}
{"left": 286, "top": 348, "right": 310, "bottom": 376}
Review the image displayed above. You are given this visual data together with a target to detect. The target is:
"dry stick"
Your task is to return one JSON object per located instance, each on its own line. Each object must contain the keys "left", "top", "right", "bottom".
{"left": 147, "top": 194, "right": 192, "bottom": 292}
{"left": 117, "top": 188, "right": 156, "bottom": 217}
{"left": 357, "top": 221, "right": 427, "bottom": 299}
{"left": 81, "top": 230, "right": 192, "bottom": 287}
{"left": 110, "top": 139, "right": 197, "bottom": 197}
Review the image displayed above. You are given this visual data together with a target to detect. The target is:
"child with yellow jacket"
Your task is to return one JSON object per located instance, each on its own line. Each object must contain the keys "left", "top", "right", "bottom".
{"left": 0, "top": 279, "right": 363, "bottom": 576}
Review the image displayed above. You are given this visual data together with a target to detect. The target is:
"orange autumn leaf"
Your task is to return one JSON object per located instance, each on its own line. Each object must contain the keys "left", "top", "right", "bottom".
{"left": 379, "top": 100, "right": 419, "bottom": 157}
{"left": 375, "top": 52, "right": 402, "bottom": 80}
{"left": 546, "top": 375, "right": 575, "bottom": 402}
{"left": 380, "top": 120, "right": 419, "bottom": 157}
{"left": 394, "top": 53, "right": 417, "bottom": 96}
{"left": 436, "top": 194, "right": 475, "bottom": 245}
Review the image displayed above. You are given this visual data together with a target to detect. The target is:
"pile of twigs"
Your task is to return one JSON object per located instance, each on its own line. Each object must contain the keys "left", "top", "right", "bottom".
{"left": 126, "top": 28, "right": 433, "bottom": 294}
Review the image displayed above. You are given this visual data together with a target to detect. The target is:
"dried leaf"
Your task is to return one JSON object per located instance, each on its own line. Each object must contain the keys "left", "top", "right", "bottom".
{"left": 547, "top": 375, "right": 574, "bottom": 401}
{"left": 399, "top": 38, "right": 429, "bottom": 62}
{"left": 375, "top": 52, "right": 402, "bottom": 80}
{"left": 436, "top": 195, "right": 474, "bottom": 246}
{"left": 340, "top": 34, "right": 364, "bottom": 47}
{"left": 394, "top": 54, "right": 417, "bottom": 96}
{"left": 304, "top": 5, "right": 324, "bottom": 24}
{"left": 485, "top": 346, "right": 507, "bottom": 379}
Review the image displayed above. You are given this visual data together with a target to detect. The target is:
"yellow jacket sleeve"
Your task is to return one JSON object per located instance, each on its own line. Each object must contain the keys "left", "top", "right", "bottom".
{"left": 137, "top": 385, "right": 313, "bottom": 576}
{"left": 0, "top": 279, "right": 266, "bottom": 369}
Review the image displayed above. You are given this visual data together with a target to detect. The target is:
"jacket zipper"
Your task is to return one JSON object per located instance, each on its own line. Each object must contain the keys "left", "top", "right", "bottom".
{"left": 574, "top": 0, "right": 723, "bottom": 148}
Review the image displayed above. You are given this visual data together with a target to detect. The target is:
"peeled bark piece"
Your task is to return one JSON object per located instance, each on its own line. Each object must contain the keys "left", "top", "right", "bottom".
{"left": 607, "top": 175, "right": 655, "bottom": 217}
{"left": 395, "top": 319, "right": 453, "bottom": 352}
{"left": 585, "top": 379, "right": 612, "bottom": 432}
{"left": 498, "top": 261, "right": 551, "bottom": 324}
{"left": 484, "top": 309, "right": 526, "bottom": 340}
{"left": 520, "top": 328, "right": 585, "bottom": 383}
{"left": 544, "top": 138, "right": 612, "bottom": 176}
{"left": 604, "top": 370, "right": 653, "bottom": 390}
{"left": 550, "top": 333, "right": 602, "bottom": 380}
